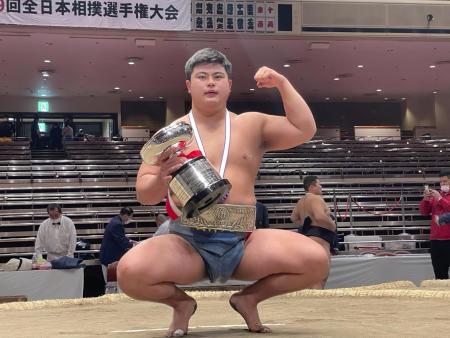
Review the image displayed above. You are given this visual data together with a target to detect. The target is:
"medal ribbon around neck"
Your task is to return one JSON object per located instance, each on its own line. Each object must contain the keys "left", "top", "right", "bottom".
{"left": 188, "top": 109, "right": 230, "bottom": 178}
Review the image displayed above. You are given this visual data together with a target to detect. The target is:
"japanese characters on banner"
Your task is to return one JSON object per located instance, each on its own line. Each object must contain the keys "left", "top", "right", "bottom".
{"left": 0, "top": 0, "right": 191, "bottom": 30}
{"left": 193, "top": 1, "right": 275, "bottom": 33}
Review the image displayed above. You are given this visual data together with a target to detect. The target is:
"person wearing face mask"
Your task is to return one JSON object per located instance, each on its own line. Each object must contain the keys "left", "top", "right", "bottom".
{"left": 99, "top": 207, "right": 137, "bottom": 282}
{"left": 419, "top": 171, "right": 450, "bottom": 279}
{"left": 35, "top": 203, "right": 77, "bottom": 261}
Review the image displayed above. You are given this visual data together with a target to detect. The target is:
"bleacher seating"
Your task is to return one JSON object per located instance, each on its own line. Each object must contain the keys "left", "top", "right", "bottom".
{"left": 1, "top": 138, "right": 449, "bottom": 262}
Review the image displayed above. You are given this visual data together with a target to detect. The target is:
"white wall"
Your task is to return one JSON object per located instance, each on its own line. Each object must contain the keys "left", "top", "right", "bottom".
{"left": 434, "top": 94, "right": 450, "bottom": 137}
{"left": 402, "top": 96, "right": 435, "bottom": 131}
{"left": 165, "top": 96, "right": 186, "bottom": 124}
{"left": 0, "top": 95, "right": 121, "bottom": 115}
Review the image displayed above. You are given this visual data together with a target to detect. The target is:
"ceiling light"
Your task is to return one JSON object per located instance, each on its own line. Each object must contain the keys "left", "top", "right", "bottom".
{"left": 384, "top": 97, "right": 388, "bottom": 100}
{"left": 309, "top": 42, "right": 330, "bottom": 50}
{"left": 114, "top": 87, "right": 120, "bottom": 90}
{"left": 376, "top": 89, "right": 382, "bottom": 92}
{"left": 139, "top": 96, "right": 144, "bottom": 99}
{"left": 127, "top": 57, "right": 142, "bottom": 65}
{"left": 342, "top": 97, "right": 347, "bottom": 100}
{"left": 249, "top": 88, "right": 255, "bottom": 91}
{"left": 40, "top": 69, "right": 54, "bottom": 77}
{"left": 283, "top": 64, "right": 290, "bottom": 68}
{"left": 429, "top": 65, "right": 436, "bottom": 68}
{"left": 401, "top": 97, "right": 406, "bottom": 100}
{"left": 357, "top": 65, "right": 364, "bottom": 68}
{"left": 325, "top": 97, "right": 330, "bottom": 100}
{"left": 433, "top": 91, "right": 438, "bottom": 94}
{"left": 128, "top": 89, "right": 132, "bottom": 92}
{"left": 158, "top": 96, "right": 164, "bottom": 99}
{"left": 135, "top": 39, "right": 156, "bottom": 47}
{"left": 333, "top": 77, "right": 339, "bottom": 81}
{"left": 44, "top": 59, "right": 51, "bottom": 63}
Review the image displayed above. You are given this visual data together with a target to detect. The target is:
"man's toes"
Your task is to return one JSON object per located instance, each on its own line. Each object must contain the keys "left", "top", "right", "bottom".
{"left": 250, "top": 325, "right": 272, "bottom": 334}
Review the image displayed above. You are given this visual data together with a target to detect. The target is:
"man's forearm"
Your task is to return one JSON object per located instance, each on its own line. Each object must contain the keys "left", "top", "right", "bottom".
{"left": 278, "top": 79, "right": 316, "bottom": 138}
{"left": 136, "top": 174, "right": 169, "bottom": 205}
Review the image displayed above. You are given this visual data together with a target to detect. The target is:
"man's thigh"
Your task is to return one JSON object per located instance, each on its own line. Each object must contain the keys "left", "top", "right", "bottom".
{"left": 232, "top": 229, "right": 328, "bottom": 281}
{"left": 119, "top": 234, "right": 207, "bottom": 285}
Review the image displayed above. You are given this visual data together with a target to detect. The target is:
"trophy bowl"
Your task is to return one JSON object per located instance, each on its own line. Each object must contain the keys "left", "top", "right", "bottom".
{"left": 140, "top": 122, "right": 231, "bottom": 218}
{"left": 140, "top": 122, "right": 193, "bottom": 165}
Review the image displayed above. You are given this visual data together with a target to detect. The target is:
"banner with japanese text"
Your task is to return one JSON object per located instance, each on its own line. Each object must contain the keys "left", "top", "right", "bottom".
{"left": 192, "top": 1, "right": 276, "bottom": 33}
{"left": 0, "top": 0, "right": 191, "bottom": 31}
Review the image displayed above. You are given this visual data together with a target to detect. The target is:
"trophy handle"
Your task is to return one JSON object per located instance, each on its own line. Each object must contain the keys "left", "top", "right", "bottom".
{"left": 140, "top": 122, "right": 193, "bottom": 165}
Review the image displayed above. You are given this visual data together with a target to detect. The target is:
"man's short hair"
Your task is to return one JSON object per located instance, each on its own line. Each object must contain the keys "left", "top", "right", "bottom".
{"left": 185, "top": 48, "right": 232, "bottom": 80}
{"left": 120, "top": 207, "right": 133, "bottom": 216}
{"left": 439, "top": 171, "right": 450, "bottom": 178}
{"left": 156, "top": 214, "right": 168, "bottom": 223}
{"left": 303, "top": 175, "right": 318, "bottom": 191}
{"left": 47, "top": 203, "right": 61, "bottom": 213}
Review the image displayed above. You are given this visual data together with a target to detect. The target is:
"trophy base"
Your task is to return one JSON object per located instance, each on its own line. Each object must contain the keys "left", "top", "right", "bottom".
{"left": 183, "top": 179, "right": 231, "bottom": 218}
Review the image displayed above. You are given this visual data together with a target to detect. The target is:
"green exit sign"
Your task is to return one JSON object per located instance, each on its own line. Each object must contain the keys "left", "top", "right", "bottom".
{"left": 38, "top": 101, "right": 49, "bottom": 112}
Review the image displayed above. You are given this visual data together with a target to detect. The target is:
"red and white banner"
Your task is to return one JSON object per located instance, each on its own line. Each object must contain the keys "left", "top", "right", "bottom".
{"left": 0, "top": 0, "right": 191, "bottom": 31}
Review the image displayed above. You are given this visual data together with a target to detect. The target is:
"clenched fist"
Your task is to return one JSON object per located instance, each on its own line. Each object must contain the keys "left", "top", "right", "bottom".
{"left": 254, "top": 66, "right": 286, "bottom": 89}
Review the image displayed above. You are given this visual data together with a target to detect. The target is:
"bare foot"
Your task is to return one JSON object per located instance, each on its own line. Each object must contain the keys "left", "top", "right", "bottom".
{"left": 166, "top": 298, "right": 197, "bottom": 337}
{"left": 229, "top": 292, "right": 272, "bottom": 333}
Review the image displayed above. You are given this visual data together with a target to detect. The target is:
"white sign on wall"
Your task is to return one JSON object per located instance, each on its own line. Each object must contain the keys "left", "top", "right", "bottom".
{"left": 0, "top": 0, "right": 191, "bottom": 30}
{"left": 193, "top": 1, "right": 275, "bottom": 33}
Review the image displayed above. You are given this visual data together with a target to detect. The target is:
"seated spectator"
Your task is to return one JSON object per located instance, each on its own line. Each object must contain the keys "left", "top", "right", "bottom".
{"left": 255, "top": 201, "right": 269, "bottom": 229}
{"left": 99, "top": 207, "right": 137, "bottom": 282}
{"left": 34, "top": 203, "right": 77, "bottom": 261}
{"left": 153, "top": 214, "right": 170, "bottom": 237}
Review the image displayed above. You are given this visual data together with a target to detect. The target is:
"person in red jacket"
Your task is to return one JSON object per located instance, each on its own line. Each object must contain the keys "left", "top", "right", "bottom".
{"left": 419, "top": 171, "right": 450, "bottom": 279}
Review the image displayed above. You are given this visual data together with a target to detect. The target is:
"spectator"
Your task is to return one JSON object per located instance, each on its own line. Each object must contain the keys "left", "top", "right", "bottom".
{"left": 255, "top": 201, "right": 269, "bottom": 229}
{"left": 419, "top": 172, "right": 450, "bottom": 279}
{"left": 50, "top": 123, "right": 62, "bottom": 149}
{"left": 34, "top": 203, "right": 77, "bottom": 261}
{"left": 153, "top": 213, "right": 170, "bottom": 237}
{"left": 290, "top": 175, "right": 337, "bottom": 288}
{"left": 99, "top": 207, "right": 137, "bottom": 282}
{"left": 62, "top": 120, "right": 73, "bottom": 144}
{"left": 30, "top": 116, "right": 41, "bottom": 149}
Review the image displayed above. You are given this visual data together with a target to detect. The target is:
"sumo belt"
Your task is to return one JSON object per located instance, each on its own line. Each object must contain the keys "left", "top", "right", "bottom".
{"left": 180, "top": 203, "right": 256, "bottom": 232}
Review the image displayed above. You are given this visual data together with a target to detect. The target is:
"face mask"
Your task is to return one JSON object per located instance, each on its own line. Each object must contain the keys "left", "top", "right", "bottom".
{"left": 441, "top": 185, "right": 449, "bottom": 193}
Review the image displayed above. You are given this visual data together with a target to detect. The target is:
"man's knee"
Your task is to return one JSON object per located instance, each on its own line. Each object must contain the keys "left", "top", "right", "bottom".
{"left": 116, "top": 257, "right": 140, "bottom": 295}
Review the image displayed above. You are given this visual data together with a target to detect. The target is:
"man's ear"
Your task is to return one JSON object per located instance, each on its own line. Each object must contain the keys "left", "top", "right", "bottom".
{"left": 229, "top": 79, "right": 232, "bottom": 89}
{"left": 186, "top": 80, "right": 191, "bottom": 93}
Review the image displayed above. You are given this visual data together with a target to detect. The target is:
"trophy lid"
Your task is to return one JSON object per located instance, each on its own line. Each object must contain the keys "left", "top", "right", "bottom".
{"left": 140, "top": 122, "right": 192, "bottom": 165}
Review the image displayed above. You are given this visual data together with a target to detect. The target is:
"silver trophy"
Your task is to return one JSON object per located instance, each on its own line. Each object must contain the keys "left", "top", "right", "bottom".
{"left": 140, "top": 122, "right": 231, "bottom": 218}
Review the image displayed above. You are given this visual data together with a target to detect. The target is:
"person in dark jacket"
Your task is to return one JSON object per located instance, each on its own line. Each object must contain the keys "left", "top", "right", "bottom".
{"left": 100, "top": 207, "right": 136, "bottom": 281}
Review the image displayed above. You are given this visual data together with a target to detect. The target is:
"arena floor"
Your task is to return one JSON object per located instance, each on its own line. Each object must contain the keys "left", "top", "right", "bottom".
{"left": 1, "top": 281, "right": 449, "bottom": 338}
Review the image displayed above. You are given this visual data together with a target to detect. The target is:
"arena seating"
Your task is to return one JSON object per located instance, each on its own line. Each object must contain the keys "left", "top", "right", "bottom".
{"left": 1, "top": 137, "right": 448, "bottom": 262}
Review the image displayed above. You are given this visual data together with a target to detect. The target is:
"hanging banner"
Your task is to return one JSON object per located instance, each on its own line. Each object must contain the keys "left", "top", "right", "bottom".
{"left": 0, "top": 0, "right": 191, "bottom": 31}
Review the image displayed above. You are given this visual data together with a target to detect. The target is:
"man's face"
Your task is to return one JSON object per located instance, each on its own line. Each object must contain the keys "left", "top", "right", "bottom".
{"left": 440, "top": 176, "right": 449, "bottom": 187}
{"left": 309, "top": 179, "right": 323, "bottom": 196}
{"left": 186, "top": 63, "right": 232, "bottom": 107}
{"left": 48, "top": 208, "right": 61, "bottom": 220}
{"left": 121, "top": 214, "right": 133, "bottom": 223}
